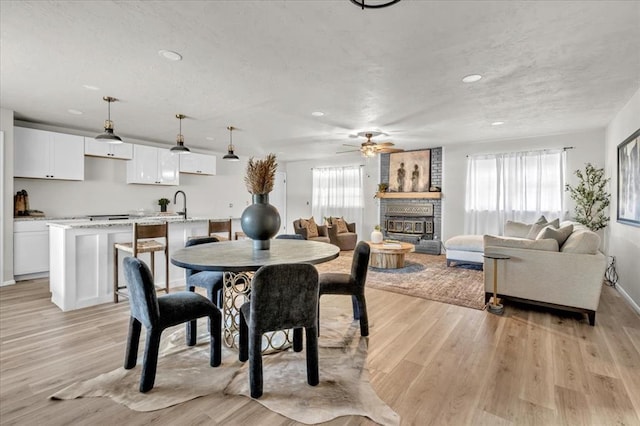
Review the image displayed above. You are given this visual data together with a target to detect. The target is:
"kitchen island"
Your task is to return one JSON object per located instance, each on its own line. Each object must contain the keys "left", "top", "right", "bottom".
{"left": 47, "top": 216, "right": 235, "bottom": 311}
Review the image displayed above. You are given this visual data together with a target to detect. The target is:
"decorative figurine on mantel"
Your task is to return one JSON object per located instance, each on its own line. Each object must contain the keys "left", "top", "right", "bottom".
{"left": 240, "top": 154, "right": 281, "bottom": 250}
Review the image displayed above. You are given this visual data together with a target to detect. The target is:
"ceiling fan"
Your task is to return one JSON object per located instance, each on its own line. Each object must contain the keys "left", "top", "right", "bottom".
{"left": 338, "top": 132, "right": 403, "bottom": 157}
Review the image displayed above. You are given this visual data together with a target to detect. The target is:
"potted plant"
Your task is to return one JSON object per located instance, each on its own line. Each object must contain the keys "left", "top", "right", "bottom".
{"left": 158, "top": 198, "right": 170, "bottom": 213}
{"left": 565, "top": 163, "right": 611, "bottom": 231}
{"left": 371, "top": 224, "right": 383, "bottom": 243}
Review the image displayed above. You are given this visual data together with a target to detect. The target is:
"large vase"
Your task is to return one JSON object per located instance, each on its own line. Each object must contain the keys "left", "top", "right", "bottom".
{"left": 241, "top": 193, "right": 281, "bottom": 250}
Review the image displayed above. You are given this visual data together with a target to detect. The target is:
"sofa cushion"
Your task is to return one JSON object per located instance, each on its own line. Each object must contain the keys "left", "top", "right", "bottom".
{"left": 300, "top": 217, "right": 319, "bottom": 238}
{"left": 484, "top": 235, "right": 559, "bottom": 252}
{"left": 445, "top": 235, "right": 484, "bottom": 252}
{"left": 536, "top": 224, "right": 573, "bottom": 247}
{"left": 334, "top": 217, "right": 349, "bottom": 234}
{"left": 526, "top": 218, "right": 560, "bottom": 239}
{"left": 504, "top": 221, "right": 532, "bottom": 238}
{"left": 561, "top": 229, "right": 600, "bottom": 254}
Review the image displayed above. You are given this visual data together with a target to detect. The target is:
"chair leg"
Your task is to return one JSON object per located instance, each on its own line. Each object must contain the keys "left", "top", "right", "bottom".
{"left": 305, "top": 326, "right": 319, "bottom": 386}
{"left": 293, "top": 327, "right": 303, "bottom": 352}
{"left": 140, "top": 328, "right": 162, "bottom": 393}
{"left": 355, "top": 294, "right": 369, "bottom": 337}
{"left": 210, "top": 312, "right": 222, "bottom": 367}
{"left": 187, "top": 320, "right": 197, "bottom": 346}
{"left": 249, "top": 330, "right": 264, "bottom": 398}
{"left": 351, "top": 295, "right": 360, "bottom": 320}
{"left": 113, "top": 246, "right": 119, "bottom": 303}
{"left": 124, "top": 317, "right": 141, "bottom": 369}
{"left": 239, "top": 311, "right": 249, "bottom": 362}
{"left": 164, "top": 247, "right": 169, "bottom": 294}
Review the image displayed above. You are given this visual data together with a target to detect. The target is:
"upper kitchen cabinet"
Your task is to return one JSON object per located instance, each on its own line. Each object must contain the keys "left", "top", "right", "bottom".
{"left": 14, "top": 127, "right": 85, "bottom": 180}
{"left": 126, "top": 144, "right": 179, "bottom": 185}
{"left": 84, "top": 137, "right": 133, "bottom": 159}
{"left": 179, "top": 152, "right": 216, "bottom": 175}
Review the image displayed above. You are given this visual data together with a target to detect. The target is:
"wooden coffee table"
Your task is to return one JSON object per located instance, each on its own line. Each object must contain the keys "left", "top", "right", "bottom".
{"left": 367, "top": 241, "right": 415, "bottom": 269}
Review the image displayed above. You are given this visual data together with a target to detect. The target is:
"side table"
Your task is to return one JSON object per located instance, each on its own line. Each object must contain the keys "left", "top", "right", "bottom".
{"left": 483, "top": 253, "right": 510, "bottom": 315}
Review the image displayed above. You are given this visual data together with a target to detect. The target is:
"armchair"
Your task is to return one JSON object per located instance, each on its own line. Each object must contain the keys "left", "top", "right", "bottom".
{"left": 293, "top": 219, "right": 330, "bottom": 244}
{"left": 327, "top": 220, "right": 357, "bottom": 251}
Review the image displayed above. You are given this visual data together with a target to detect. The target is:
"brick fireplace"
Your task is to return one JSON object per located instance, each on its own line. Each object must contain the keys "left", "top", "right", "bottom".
{"left": 379, "top": 148, "right": 442, "bottom": 254}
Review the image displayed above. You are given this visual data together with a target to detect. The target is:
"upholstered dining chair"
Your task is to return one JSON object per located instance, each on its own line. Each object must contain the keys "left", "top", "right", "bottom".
{"left": 238, "top": 263, "right": 320, "bottom": 399}
{"left": 275, "top": 234, "right": 304, "bottom": 240}
{"left": 185, "top": 236, "right": 224, "bottom": 308}
{"left": 318, "top": 241, "right": 371, "bottom": 336}
{"left": 123, "top": 256, "right": 222, "bottom": 393}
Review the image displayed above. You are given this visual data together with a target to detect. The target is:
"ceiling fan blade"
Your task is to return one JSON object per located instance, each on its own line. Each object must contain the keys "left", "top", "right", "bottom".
{"left": 375, "top": 142, "right": 395, "bottom": 147}
{"left": 342, "top": 143, "right": 361, "bottom": 148}
{"left": 376, "top": 147, "right": 404, "bottom": 153}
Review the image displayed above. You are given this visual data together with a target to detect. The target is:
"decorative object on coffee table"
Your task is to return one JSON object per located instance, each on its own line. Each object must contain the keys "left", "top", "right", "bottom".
{"left": 240, "top": 153, "right": 281, "bottom": 250}
{"left": 370, "top": 225, "right": 383, "bottom": 244}
{"left": 483, "top": 253, "right": 509, "bottom": 315}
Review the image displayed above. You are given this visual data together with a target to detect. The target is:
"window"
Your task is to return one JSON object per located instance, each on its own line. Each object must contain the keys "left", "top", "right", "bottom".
{"left": 312, "top": 166, "right": 363, "bottom": 228}
{"left": 465, "top": 149, "right": 566, "bottom": 235}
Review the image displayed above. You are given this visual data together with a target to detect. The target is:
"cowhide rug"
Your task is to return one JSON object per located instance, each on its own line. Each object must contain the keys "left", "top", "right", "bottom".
{"left": 50, "top": 309, "right": 399, "bottom": 426}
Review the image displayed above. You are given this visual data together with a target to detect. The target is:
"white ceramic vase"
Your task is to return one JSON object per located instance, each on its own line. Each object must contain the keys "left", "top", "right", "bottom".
{"left": 371, "top": 229, "right": 383, "bottom": 244}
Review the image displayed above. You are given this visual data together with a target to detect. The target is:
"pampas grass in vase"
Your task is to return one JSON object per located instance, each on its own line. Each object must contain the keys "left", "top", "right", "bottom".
{"left": 245, "top": 153, "right": 277, "bottom": 194}
{"left": 241, "top": 153, "right": 281, "bottom": 250}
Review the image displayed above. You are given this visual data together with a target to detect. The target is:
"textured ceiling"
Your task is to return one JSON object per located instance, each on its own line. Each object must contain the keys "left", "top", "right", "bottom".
{"left": 1, "top": 1, "right": 639, "bottom": 161}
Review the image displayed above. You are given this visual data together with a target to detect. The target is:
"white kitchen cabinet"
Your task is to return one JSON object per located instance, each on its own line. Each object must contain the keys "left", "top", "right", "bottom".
{"left": 14, "top": 220, "right": 49, "bottom": 276}
{"left": 14, "top": 127, "right": 84, "bottom": 180}
{"left": 179, "top": 152, "right": 216, "bottom": 175}
{"left": 84, "top": 137, "right": 133, "bottom": 159}
{"left": 126, "top": 144, "right": 179, "bottom": 185}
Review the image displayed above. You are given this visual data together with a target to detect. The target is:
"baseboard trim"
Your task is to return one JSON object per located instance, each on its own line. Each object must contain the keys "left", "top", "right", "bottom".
{"left": 615, "top": 283, "right": 640, "bottom": 315}
{"left": 1, "top": 279, "right": 17, "bottom": 287}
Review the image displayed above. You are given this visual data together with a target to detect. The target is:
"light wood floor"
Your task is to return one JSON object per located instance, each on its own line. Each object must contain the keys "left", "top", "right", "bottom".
{"left": 1, "top": 278, "right": 639, "bottom": 425}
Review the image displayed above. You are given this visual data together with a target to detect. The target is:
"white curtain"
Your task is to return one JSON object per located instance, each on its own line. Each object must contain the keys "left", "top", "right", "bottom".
{"left": 465, "top": 149, "right": 566, "bottom": 235}
{"left": 312, "top": 166, "right": 363, "bottom": 229}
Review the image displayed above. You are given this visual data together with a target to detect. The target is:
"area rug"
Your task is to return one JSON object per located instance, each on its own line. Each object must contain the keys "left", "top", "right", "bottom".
{"left": 50, "top": 311, "right": 400, "bottom": 426}
{"left": 315, "top": 252, "right": 485, "bottom": 310}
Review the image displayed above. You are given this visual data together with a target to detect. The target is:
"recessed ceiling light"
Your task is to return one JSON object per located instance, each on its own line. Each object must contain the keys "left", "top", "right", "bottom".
{"left": 491, "top": 121, "right": 505, "bottom": 126}
{"left": 462, "top": 74, "right": 482, "bottom": 83}
{"left": 311, "top": 111, "right": 324, "bottom": 117}
{"left": 68, "top": 109, "right": 83, "bottom": 115}
{"left": 158, "top": 50, "right": 182, "bottom": 61}
{"left": 82, "top": 84, "right": 100, "bottom": 91}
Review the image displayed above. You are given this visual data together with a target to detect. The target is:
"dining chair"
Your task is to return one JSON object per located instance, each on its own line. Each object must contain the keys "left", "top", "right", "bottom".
{"left": 318, "top": 241, "right": 371, "bottom": 336}
{"left": 114, "top": 221, "right": 169, "bottom": 303}
{"left": 238, "top": 263, "right": 319, "bottom": 398}
{"left": 275, "top": 234, "right": 304, "bottom": 240}
{"left": 123, "top": 256, "right": 222, "bottom": 392}
{"left": 208, "top": 219, "right": 232, "bottom": 241}
{"left": 185, "top": 236, "right": 224, "bottom": 309}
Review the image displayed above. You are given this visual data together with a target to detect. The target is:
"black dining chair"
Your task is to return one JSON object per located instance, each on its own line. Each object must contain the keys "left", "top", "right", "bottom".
{"left": 238, "top": 263, "right": 320, "bottom": 399}
{"left": 318, "top": 241, "right": 371, "bottom": 336}
{"left": 185, "top": 236, "right": 224, "bottom": 309}
{"left": 275, "top": 234, "right": 304, "bottom": 240}
{"left": 123, "top": 256, "right": 222, "bottom": 393}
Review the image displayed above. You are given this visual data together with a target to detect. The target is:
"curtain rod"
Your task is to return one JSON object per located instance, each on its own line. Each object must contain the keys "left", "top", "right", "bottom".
{"left": 466, "top": 146, "right": 574, "bottom": 158}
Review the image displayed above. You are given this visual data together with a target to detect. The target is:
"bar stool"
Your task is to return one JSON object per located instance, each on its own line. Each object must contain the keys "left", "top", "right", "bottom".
{"left": 208, "top": 219, "right": 232, "bottom": 241}
{"left": 114, "top": 221, "right": 169, "bottom": 303}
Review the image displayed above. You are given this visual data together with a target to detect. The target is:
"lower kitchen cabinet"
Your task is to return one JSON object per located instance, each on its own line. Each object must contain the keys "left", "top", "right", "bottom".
{"left": 13, "top": 220, "right": 49, "bottom": 277}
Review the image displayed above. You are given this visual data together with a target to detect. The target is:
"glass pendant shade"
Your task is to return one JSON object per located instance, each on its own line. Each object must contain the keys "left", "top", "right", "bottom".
{"left": 96, "top": 96, "right": 123, "bottom": 144}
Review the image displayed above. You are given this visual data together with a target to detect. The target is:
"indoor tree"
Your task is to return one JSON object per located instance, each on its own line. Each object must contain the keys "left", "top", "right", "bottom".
{"left": 565, "top": 163, "right": 611, "bottom": 231}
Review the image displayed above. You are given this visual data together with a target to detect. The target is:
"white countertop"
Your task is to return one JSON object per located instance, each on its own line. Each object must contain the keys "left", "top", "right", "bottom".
{"left": 45, "top": 216, "right": 235, "bottom": 229}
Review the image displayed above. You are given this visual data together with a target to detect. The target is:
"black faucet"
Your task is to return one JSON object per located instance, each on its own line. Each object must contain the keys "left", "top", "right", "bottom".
{"left": 174, "top": 190, "right": 187, "bottom": 219}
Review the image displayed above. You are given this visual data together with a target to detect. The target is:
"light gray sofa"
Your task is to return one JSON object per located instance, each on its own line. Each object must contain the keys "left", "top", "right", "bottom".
{"left": 483, "top": 220, "right": 606, "bottom": 326}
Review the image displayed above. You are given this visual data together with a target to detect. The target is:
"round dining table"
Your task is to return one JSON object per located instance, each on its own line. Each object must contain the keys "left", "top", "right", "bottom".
{"left": 171, "top": 238, "right": 340, "bottom": 350}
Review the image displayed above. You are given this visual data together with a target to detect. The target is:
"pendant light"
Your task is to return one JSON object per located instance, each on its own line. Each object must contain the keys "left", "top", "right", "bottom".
{"left": 170, "top": 114, "right": 191, "bottom": 154}
{"left": 95, "top": 96, "right": 123, "bottom": 143}
{"left": 223, "top": 126, "right": 240, "bottom": 161}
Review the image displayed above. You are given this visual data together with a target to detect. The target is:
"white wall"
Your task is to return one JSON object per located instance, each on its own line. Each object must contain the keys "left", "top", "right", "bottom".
{"left": 283, "top": 155, "right": 380, "bottom": 238}
{"left": 605, "top": 87, "right": 640, "bottom": 311}
{"left": 442, "top": 128, "right": 606, "bottom": 241}
{"left": 1, "top": 108, "right": 15, "bottom": 285}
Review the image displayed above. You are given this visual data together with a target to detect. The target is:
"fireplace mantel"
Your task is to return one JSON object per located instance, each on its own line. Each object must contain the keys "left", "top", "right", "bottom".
{"left": 375, "top": 192, "right": 441, "bottom": 199}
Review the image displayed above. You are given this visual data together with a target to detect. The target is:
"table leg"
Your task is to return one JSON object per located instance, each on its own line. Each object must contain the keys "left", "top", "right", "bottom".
{"left": 487, "top": 258, "right": 505, "bottom": 315}
{"left": 222, "top": 271, "right": 292, "bottom": 352}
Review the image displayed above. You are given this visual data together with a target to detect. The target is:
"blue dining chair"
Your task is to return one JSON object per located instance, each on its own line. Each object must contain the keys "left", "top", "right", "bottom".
{"left": 123, "top": 256, "right": 222, "bottom": 392}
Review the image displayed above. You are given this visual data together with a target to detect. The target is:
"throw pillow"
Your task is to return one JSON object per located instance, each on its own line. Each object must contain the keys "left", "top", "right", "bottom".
{"left": 535, "top": 215, "right": 548, "bottom": 224}
{"left": 526, "top": 218, "right": 560, "bottom": 239}
{"left": 561, "top": 230, "right": 600, "bottom": 254}
{"left": 335, "top": 217, "right": 349, "bottom": 234}
{"left": 306, "top": 216, "right": 319, "bottom": 238}
{"left": 504, "top": 220, "right": 532, "bottom": 238}
{"left": 536, "top": 224, "right": 573, "bottom": 247}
